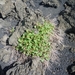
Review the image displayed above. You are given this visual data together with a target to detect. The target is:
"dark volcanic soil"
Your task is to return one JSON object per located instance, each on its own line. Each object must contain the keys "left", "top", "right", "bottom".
{"left": 0, "top": 0, "right": 75, "bottom": 75}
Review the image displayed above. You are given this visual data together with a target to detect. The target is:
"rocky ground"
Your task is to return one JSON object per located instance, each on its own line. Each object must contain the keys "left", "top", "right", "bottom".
{"left": 0, "top": 0, "right": 75, "bottom": 75}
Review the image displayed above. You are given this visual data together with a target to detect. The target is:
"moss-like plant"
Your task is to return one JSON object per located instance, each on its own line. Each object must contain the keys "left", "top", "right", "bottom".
{"left": 16, "top": 20, "right": 54, "bottom": 62}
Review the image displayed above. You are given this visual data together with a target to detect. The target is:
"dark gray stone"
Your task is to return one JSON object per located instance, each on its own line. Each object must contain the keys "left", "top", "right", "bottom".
{"left": 0, "top": 0, "right": 14, "bottom": 18}
{"left": 0, "top": 65, "right": 3, "bottom": 75}
{"left": 70, "top": 48, "right": 75, "bottom": 53}
{"left": 9, "top": 7, "right": 43, "bottom": 46}
{"left": 0, "top": 19, "right": 11, "bottom": 28}
{"left": 1, "top": 34, "right": 9, "bottom": 45}
{"left": 1, "top": 0, "right": 75, "bottom": 75}
{"left": 58, "top": 0, "right": 75, "bottom": 32}
{"left": 58, "top": 15, "right": 72, "bottom": 32}
{"left": 66, "top": 0, "right": 75, "bottom": 7}
{"left": 0, "top": 46, "right": 18, "bottom": 69}
{"left": 15, "top": 0, "right": 27, "bottom": 20}
{"left": 9, "top": 23, "right": 25, "bottom": 46}
{"left": 41, "top": 0, "right": 60, "bottom": 8}
{"left": 30, "top": 0, "right": 35, "bottom": 7}
{"left": 67, "top": 62, "right": 75, "bottom": 75}
{"left": 6, "top": 58, "right": 45, "bottom": 75}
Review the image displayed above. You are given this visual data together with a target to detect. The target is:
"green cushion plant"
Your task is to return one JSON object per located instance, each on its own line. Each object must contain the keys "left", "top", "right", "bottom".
{"left": 16, "top": 20, "right": 54, "bottom": 62}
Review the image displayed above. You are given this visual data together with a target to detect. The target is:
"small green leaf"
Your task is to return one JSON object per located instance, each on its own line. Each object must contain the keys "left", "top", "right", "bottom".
{"left": 16, "top": 20, "right": 54, "bottom": 62}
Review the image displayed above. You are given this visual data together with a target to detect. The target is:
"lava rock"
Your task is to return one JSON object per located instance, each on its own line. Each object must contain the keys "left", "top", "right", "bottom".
{"left": 67, "top": 62, "right": 75, "bottom": 75}
{"left": 0, "top": 0, "right": 6, "bottom": 5}
{"left": 6, "top": 58, "right": 45, "bottom": 75}
{"left": 15, "top": 0, "right": 27, "bottom": 20}
{"left": 0, "top": 0, "right": 14, "bottom": 18}
{"left": 0, "top": 65, "right": 3, "bottom": 75}
{"left": 58, "top": 15, "right": 71, "bottom": 32}
{"left": 58, "top": 0, "right": 75, "bottom": 32}
{"left": 9, "top": 7, "right": 43, "bottom": 46}
{"left": 1, "top": 34, "right": 9, "bottom": 45}
{"left": 0, "top": 46, "right": 18, "bottom": 69}
{"left": 30, "top": 0, "right": 35, "bottom": 7}
{"left": 69, "top": 48, "right": 75, "bottom": 53}
{"left": 40, "top": 0, "right": 60, "bottom": 8}
{"left": 66, "top": 0, "right": 75, "bottom": 8}
{"left": 9, "top": 23, "right": 25, "bottom": 46}
{"left": 67, "top": 33, "right": 75, "bottom": 43}
{"left": 0, "top": 19, "right": 11, "bottom": 28}
{"left": 71, "top": 66, "right": 75, "bottom": 73}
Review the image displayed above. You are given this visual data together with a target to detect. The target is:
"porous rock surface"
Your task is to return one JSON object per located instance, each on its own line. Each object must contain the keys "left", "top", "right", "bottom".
{"left": 57, "top": 0, "right": 75, "bottom": 75}
{"left": 0, "top": 0, "right": 14, "bottom": 18}
{"left": 0, "top": 0, "right": 45, "bottom": 75}
{"left": 6, "top": 58, "right": 45, "bottom": 75}
{"left": 40, "top": 0, "right": 60, "bottom": 8}
{"left": 0, "top": 0, "right": 75, "bottom": 75}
